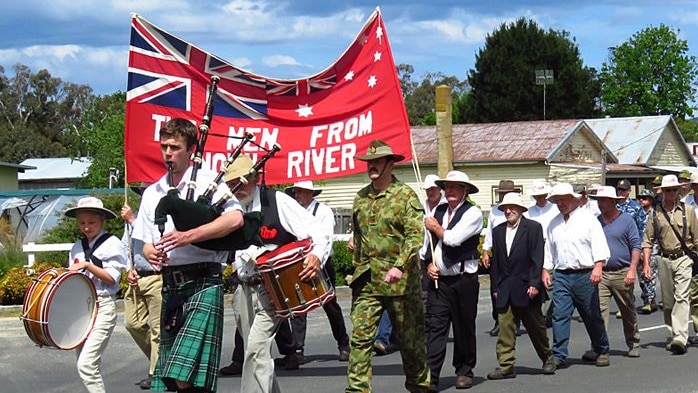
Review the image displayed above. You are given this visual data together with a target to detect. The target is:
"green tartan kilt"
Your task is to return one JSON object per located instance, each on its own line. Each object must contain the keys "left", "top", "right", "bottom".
{"left": 151, "top": 277, "right": 224, "bottom": 392}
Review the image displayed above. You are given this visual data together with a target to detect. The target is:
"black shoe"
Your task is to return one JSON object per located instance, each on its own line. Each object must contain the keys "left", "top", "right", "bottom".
{"left": 455, "top": 375, "right": 473, "bottom": 389}
{"left": 553, "top": 359, "right": 568, "bottom": 369}
{"left": 670, "top": 340, "right": 687, "bottom": 355}
{"left": 138, "top": 375, "right": 152, "bottom": 390}
{"left": 338, "top": 348, "right": 350, "bottom": 361}
{"left": 274, "top": 353, "right": 301, "bottom": 370}
{"left": 219, "top": 361, "right": 243, "bottom": 375}
{"left": 488, "top": 323, "right": 500, "bottom": 337}
{"left": 688, "top": 336, "right": 698, "bottom": 346}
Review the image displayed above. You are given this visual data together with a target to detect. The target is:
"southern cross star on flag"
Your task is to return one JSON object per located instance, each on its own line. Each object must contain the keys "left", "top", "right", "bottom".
{"left": 125, "top": 7, "right": 411, "bottom": 184}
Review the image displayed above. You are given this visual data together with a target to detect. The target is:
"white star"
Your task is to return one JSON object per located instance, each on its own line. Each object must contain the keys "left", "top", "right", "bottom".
{"left": 376, "top": 26, "right": 383, "bottom": 44}
{"left": 373, "top": 51, "right": 382, "bottom": 62}
{"left": 368, "top": 75, "right": 377, "bottom": 88}
{"left": 295, "top": 104, "right": 313, "bottom": 118}
{"left": 344, "top": 70, "right": 355, "bottom": 81}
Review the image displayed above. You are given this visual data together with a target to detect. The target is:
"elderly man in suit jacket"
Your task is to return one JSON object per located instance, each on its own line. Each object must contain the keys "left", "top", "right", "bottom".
{"left": 487, "top": 192, "right": 556, "bottom": 380}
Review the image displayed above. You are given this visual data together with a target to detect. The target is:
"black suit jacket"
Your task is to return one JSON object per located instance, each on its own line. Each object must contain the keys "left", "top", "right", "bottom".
{"left": 489, "top": 216, "right": 545, "bottom": 310}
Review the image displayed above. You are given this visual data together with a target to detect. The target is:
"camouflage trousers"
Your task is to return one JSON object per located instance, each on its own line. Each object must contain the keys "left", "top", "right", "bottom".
{"left": 345, "top": 275, "right": 430, "bottom": 393}
{"left": 638, "top": 255, "right": 659, "bottom": 304}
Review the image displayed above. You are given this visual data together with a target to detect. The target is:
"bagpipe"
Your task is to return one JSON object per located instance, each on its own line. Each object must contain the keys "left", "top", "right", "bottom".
{"left": 153, "top": 76, "right": 280, "bottom": 251}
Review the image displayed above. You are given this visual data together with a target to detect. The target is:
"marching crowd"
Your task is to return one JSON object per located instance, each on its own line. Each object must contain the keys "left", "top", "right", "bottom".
{"left": 58, "top": 118, "right": 698, "bottom": 393}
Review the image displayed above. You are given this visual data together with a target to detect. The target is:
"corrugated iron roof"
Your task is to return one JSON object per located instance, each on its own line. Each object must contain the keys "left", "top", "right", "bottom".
{"left": 18, "top": 157, "right": 92, "bottom": 180}
{"left": 412, "top": 119, "right": 584, "bottom": 164}
{"left": 585, "top": 115, "right": 672, "bottom": 165}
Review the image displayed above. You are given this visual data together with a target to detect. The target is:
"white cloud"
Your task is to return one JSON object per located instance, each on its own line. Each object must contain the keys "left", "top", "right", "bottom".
{"left": 263, "top": 55, "right": 302, "bottom": 67}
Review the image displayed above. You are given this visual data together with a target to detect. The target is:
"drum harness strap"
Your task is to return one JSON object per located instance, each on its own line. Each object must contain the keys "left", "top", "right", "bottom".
{"left": 81, "top": 233, "right": 114, "bottom": 269}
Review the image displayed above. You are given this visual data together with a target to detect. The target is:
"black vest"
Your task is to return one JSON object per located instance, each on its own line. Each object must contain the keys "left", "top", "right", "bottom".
{"left": 259, "top": 188, "right": 296, "bottom": 246}
{"left": 425, "top": 201, "right": 480, "bottom": 268}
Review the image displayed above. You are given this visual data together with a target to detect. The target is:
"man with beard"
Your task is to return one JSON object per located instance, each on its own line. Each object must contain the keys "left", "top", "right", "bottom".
{"left": 346, "top": 140, "right": 430, "bottom": 393}
{"left": 222, "top": 155, "right": 331, "bottom": 393}
{"left": 542, "top": 183, "right": 611, "bottom": 369}
{"left": 487, "top": 192, "right": 555, "bottom": 379}
{"left": 423, "top": 170, "right": 483, "bottom": 390}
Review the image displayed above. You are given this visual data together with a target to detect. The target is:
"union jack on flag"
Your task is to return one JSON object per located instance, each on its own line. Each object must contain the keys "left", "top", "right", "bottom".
{"left": 125, "top": 8, "right": 412, "bottom": 185}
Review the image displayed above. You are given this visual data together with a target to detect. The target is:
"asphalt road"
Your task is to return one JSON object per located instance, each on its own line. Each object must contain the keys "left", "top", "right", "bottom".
{"left": 2, "top": 280, "right": 698, "bottom": 393}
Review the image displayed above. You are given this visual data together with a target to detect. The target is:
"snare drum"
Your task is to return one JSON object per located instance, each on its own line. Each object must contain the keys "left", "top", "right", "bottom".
{"left": 21, "top": 268, "right": 97, "bottom": 350}
{"left": 256, "top": 239, "right": 335, "bottom": 318}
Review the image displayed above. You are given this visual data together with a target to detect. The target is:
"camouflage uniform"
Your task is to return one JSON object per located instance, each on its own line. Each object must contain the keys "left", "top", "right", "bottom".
{"left": 640, "top": 206, "right": 659, "bottom": 306}
{"left": 346, "top": 175, "right": 430, "bottom": 393}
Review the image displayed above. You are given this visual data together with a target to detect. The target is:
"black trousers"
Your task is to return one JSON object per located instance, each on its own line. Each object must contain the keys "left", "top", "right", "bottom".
{"left": 426, "top": 273, "right": 479, "bottom": 384}
{"left": 275, "top": 258, "right": 350, "bottom": 353}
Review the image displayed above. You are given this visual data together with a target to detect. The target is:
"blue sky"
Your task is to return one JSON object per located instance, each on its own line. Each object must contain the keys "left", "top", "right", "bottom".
{"left": 1, "top": 0, "right": 696, "bottom": 96}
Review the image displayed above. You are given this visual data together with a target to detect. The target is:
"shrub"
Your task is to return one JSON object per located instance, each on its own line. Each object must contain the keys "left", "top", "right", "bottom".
{"left": 332, "top": 240, "right": 353, "bottom": 286}
{"left": 0, "top": 261, "right": 61, "bottom": 305}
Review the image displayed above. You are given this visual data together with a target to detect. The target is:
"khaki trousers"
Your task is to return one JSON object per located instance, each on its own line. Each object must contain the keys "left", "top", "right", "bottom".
{"left": 123, "top": 274, "right": 162, "bottom": 375}
{"left": 495, "top": 303, "right": 552, "bottom": 371}
{"left": 598, "top": 268, "right": 640, "bottom": 350}
{"left": 657, "top": 255, "right": 692, "bottom": 344}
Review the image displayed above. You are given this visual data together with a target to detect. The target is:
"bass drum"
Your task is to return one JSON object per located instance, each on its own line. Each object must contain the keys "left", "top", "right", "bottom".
{"left": 21, "top": 268, "right": 97, "bottom": 350}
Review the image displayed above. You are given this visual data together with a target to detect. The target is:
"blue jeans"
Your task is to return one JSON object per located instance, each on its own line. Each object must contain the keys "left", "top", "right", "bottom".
{"left": 552, "top": 269, "right": 609, "bottom": 362}
{"left": 375, "top": 310, "right": 393, "bottom": 345}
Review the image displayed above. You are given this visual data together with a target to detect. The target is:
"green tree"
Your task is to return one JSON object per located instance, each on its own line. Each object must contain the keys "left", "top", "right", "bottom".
{"left": 397, "top": 64, "right": 468, "bottom": 125}
{"left": 73, "top": 92, "right": 126, "bottom": 189}
{"left": 0, "top": 64, "right": 94, "bottom": 163}
{"left": 600, "top": 24, "right": 698, "bottom": 119}
{"left": 466, "top": 18, "right": 599, "bottom": 122}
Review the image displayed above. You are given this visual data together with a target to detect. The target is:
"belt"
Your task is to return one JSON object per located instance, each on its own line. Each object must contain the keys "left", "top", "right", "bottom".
{"left": 556, "top": 267, "right": 593, "bottom": 274}
{"left": 162, "top": 262, "right": 222, "bottom": 286}
{"left": 136, "top": 270, "right": 160, "bottom": 278}
{"left": 603, "top": 265, "right": 629, "bottom": 272}
{"left": 661, "top": 250, "right": 685, "bottom": 260}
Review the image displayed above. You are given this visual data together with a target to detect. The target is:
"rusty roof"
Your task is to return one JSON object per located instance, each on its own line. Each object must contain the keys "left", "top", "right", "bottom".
{"left": 585, "top": 115, "right": 673, "bottom": 165}
{"left": 412, "top": 119, "right": 588, "bottom": 164}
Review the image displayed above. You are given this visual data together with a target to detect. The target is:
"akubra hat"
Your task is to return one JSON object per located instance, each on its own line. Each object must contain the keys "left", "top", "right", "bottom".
{"left": 547, "top": 183, "right": 581, "bottom": 202}
{"left": 356, "top": 140, "right": 405, "bottom": 162}
{"left": 64, "top": 196, "right": 117, "bottom": 220}
{"left": 497, "top": 192, "right": 528, "bottom": 212}
{"left": 222, "top": 155, "right": 261, "bottom": 183}
{"left": 285, "top": 180, "right": 322, "bottom": 197}
{"left": 434, "top": 171, "right": 479, "bottom": 194}
{"left": 589, "top": 186, "right": 623, "bottom": 200}
{"left": 494, "top": 179, "right": 521, "bottom": 194}
{"left": 423, "top": 174, "right": 440, "bottom": 190}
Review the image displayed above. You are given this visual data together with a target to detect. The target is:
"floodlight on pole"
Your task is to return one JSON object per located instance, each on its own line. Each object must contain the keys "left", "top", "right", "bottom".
{"left": 535, "top": 69, "right": 554, "bottom": 120}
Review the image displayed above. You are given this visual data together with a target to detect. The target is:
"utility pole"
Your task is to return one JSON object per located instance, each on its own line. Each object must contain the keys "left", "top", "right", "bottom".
{"left": 535, "top": 69, "right": 554, "bottom": 120}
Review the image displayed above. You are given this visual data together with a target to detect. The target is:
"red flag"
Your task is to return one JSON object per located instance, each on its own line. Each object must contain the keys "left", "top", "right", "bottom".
{"left": 125, "top": 8, "right": 411, "bottom": 184}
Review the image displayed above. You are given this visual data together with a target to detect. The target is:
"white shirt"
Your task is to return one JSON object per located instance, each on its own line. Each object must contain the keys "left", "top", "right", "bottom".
{"left": 505, "top": 221, "right": 519, "bottom": 256}
{"left": 69, "top": 229, "right": 127, "bottom": 296}
{"left": 683, "top": 193, "right": 697, "bottom": 208}
{"left": 525, "top": 201, "right": 559, "bottom": 241}
{"left": 419, "top": 195, "right": 448, "bottom": 261}
{"left": 579, "top": 199, "right": 601, "bottom": 217}
{"left": 483, "top": 204, "right": 506, "bottom": 251}
{"left": 544, "top": 207, "right": 610, "bottom": 270}
{"left": 132, "top": 165, "right": 242, "bottom": 266}
{"left": 243, "top": 187, "right": 331, "bottom": 266}
{"left": 306, "top": 198, "right": 335, "bottom": 260}
{"left": 430, "top": 201, "right": 484, "bottom": 275}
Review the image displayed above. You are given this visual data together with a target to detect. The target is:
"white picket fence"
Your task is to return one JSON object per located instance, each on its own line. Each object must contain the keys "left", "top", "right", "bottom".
{"left": 22, "top": 242, "right": 73, "bottom": 266}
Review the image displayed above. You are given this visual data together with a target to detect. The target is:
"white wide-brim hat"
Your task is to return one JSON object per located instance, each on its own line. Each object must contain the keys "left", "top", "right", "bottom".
{"left": 547, "top": 182, "right": 581, "bottom": 202}
{"left": 654, "top": 174, "right": 687, "bottom": 190}
{"left": 589, "top": 186, "right": 623, "bottom": 200}
{"left": 285, "top": 180, "right": 321, "bottom": 196}
{"left": 529, "top": 179, "right": 551, "bottom": 196}
{"left": 434, "top": 171, "right": 479, "bottom": 194}
{"left": 497, "top": 192, "right": 528, "bottom": 212}
{"left": 64, "top": 196, "right": 117, "bottom": 219}
{"left": 424, "top": 174, "right": 439, "bottom": 190}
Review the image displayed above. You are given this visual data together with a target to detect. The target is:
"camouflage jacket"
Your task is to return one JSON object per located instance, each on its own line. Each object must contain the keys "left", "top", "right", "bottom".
{"left": 617, "top": 199, "right": 647, "bottom": 235}
{"left": 351, "top": 175, "right": 424, "bottom": 296}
